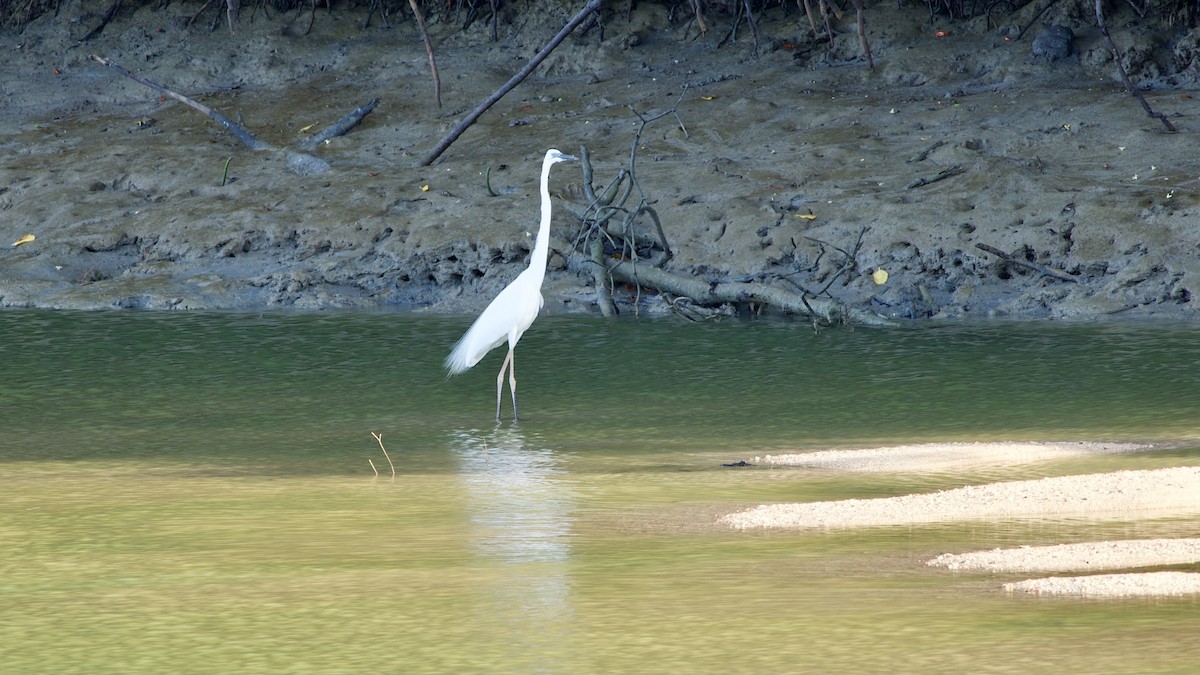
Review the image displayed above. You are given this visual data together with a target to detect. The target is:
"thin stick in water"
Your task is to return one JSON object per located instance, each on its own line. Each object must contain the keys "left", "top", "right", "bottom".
{"left": 371, "top": 432, "right": 396, "bottom": 478}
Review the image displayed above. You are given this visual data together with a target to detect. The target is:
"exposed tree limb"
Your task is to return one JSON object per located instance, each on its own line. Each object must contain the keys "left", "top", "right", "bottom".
{"left": 976, "top": 243, "right": 1080, "bottom": 283}
{"left": 90, "top": 55, "right": 378, "bottom": 176}
{"left": 588, "top": 237, "right": 618, "bottom": 317}
{"left": 420, "top": 0, "right": 602, "bottom": 166}
{"left": 1094, "top": 0, "right": 1175, "bottom": 133}
{"left": 906, "top": 164, "right": 965, "bottom": 189}
{"left": 90, "top": 54, "right": 270, "bottom": 151}
{"left": 407, "top": 0, "right": 442, "bottom": 109}
{"left": 297, "top": 97, "right": 381, "bottom": 151}
{"left": 81, "top": 0, "right": 121, "bottom": 42}
{"left": 591, "top": 253, "right": 892, "bottom": 326}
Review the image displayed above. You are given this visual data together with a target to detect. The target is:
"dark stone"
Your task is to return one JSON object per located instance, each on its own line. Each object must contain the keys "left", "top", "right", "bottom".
{"left": 1032, "top": 25, "right": 1074, "bottom": 61}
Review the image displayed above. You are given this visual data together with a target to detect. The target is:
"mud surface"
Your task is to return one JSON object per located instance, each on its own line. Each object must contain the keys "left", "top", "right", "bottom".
{"left": 2, "top": 1, "right": 1199, "bottom": 316}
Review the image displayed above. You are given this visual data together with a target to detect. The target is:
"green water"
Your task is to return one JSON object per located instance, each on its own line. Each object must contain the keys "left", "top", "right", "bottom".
{"left": 1, "top": 311, "right": 1198, "bottom": 674}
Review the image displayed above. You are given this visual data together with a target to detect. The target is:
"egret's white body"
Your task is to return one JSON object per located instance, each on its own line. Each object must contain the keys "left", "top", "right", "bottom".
{"left": 445, "top": 148, "right": 576, "bottom": 420}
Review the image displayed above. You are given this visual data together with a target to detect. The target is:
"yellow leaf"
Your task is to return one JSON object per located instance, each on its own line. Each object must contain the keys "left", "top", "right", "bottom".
{"left": 700, "top": 95, "right": 717, "bottom": 101}
{"left": 794, "top": 213, "right": 816, "bottom": 220}
{"left": 11, "top": 234, "right": 35, "bottom": 247}
{"left": 872, "top": 269, "right": 889, "bottom": 285}
{"left": 299, "top": 123, "right": 315, "bottom": 132}
{"left": 420, "top": 184, "right": 430, "bottom": 192}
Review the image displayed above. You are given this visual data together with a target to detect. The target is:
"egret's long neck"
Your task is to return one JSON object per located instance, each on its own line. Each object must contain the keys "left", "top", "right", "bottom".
{"left": 530, "top": 157, "right": 555, "bottom": 274}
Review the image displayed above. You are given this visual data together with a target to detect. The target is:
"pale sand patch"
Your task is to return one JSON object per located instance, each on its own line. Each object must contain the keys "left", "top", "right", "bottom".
{"left": 927, "top": 539, "right": 1200, "bottom": 572}
{"left": 755, "top": 441, "right": 1153, "bottom": 472}
{"left": 720, "top": 466, "right": 1200, "bottom": 530}
{"left": 1003, "top": 572, "right": 1200, "bottom": 597}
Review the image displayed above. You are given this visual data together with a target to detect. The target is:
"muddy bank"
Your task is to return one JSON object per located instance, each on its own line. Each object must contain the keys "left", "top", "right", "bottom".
{"left": 2, "top": 2, "right": 1199, "bottom": 317}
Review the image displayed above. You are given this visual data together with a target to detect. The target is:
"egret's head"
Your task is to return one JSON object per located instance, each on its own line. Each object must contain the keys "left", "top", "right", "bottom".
{"left": 546, "top": 148, "right": 578, "bottom": 163}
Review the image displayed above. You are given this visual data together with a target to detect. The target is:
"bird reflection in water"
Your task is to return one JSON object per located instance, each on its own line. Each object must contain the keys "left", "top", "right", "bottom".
{"left": 450, "top": 424, "right": 574, "bottom": 667}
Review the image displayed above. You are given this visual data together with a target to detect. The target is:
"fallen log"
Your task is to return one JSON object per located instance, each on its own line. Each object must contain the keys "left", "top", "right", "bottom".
{"left": 591, "top": 254, "right": 893, "bottom": 327}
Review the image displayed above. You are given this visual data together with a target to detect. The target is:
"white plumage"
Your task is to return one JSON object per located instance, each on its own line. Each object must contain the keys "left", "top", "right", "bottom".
{"left": 445, "top": 148, "right": 576, "bottom": 420}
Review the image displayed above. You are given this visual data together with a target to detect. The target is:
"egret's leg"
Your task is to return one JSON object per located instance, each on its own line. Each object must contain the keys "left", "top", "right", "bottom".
{"left": 508, "top": 350, "right": 519, "bottom": 421}
{"left": 495, "top": 349, "right": 513, "bottom": 421}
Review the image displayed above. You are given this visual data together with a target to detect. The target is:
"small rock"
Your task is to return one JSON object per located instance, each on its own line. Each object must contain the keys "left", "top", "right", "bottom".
{"left": 1032, "top": 25, "right": 1074, "bottom": 61}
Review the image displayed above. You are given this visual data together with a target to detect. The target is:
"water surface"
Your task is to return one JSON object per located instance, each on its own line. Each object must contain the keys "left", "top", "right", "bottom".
{"left": 1, "top": 312, "right": 1198, "bottom": 674}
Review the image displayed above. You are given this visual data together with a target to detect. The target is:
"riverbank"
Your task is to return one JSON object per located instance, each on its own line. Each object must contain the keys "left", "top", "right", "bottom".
{"left": 3, "top": 2, "right": 1199, "bottom": 317}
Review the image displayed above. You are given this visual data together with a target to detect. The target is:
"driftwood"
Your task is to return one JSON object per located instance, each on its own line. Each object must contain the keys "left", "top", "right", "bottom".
{"left": 975, "top": 243, "right": 1080, "bottom": 283}
{"left": 420, "top": 0, "right": 602, "bottom": 166}
{"left": 90, "top": 55, "right": 378, "bottom": 176}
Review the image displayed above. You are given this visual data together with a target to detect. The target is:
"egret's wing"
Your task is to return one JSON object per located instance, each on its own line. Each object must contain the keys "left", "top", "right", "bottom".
{"left": 444, "top": 271, "right": 542, "bottom": 374}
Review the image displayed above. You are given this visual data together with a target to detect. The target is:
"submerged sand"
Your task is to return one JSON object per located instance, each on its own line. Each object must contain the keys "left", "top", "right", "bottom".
{"left": 721, "top": 442, "right": 1200, "bottom": 597}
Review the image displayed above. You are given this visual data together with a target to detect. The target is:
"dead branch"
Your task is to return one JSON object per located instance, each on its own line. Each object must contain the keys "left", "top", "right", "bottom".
{"left": 420, "top": 0, "right": 602, "bottom": 166}
{"left": 90, "top": 55, "right": 378, "bottom": 176}
{"left": 90, "top": 54, "right": 271, "bottom": 151}
{"left": 297, "top": 97, "right": 381, "bottom": 151}
{"left": 81, "top": 0, "right": 121, "bottom": 41}
{"left": 975, "top": 243, "right": 1080, "bottom": 283}
{"left": 1093, "top": 0, "right": 1176, "bottom": 133}
{"left": 407, "top": 0, "right": 442, "bottom": 109}
{"left": 906, "top": 164, "right": 965, "bottom": 189}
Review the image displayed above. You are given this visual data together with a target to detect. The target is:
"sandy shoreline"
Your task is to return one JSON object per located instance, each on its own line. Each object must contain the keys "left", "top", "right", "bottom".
{"left": 752, "top": 441, "right": 1155, "bottom": 472}
{"left": 721, "top": 466, "right": 1200, "bottom": 530}
{"left": 721, "top": 442, "right": 1200, "bottom": 597}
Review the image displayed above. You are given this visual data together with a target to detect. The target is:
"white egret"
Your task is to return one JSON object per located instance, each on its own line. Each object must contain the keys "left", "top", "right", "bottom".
{"left": 445, "top": 148, "right": 577, "bottom": 420}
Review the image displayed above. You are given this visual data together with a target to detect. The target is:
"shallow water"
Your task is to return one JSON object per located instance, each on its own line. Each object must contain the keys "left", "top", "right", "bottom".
{"left": 1, "top": 311, "right": 1198, "bottom": 674}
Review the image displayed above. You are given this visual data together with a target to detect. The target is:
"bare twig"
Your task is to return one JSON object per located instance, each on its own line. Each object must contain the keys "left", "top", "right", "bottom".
{"left": 407, "top": 0, "right": 442, "bottom": 109}
{"left": 368, "top": 458, "right": 379, "bottom": 477}
{"left": 421, "top": 0, "right": 602, "bottom": 166}
{"left": 371, "top": 432, "right": 396, "bottom": 478}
